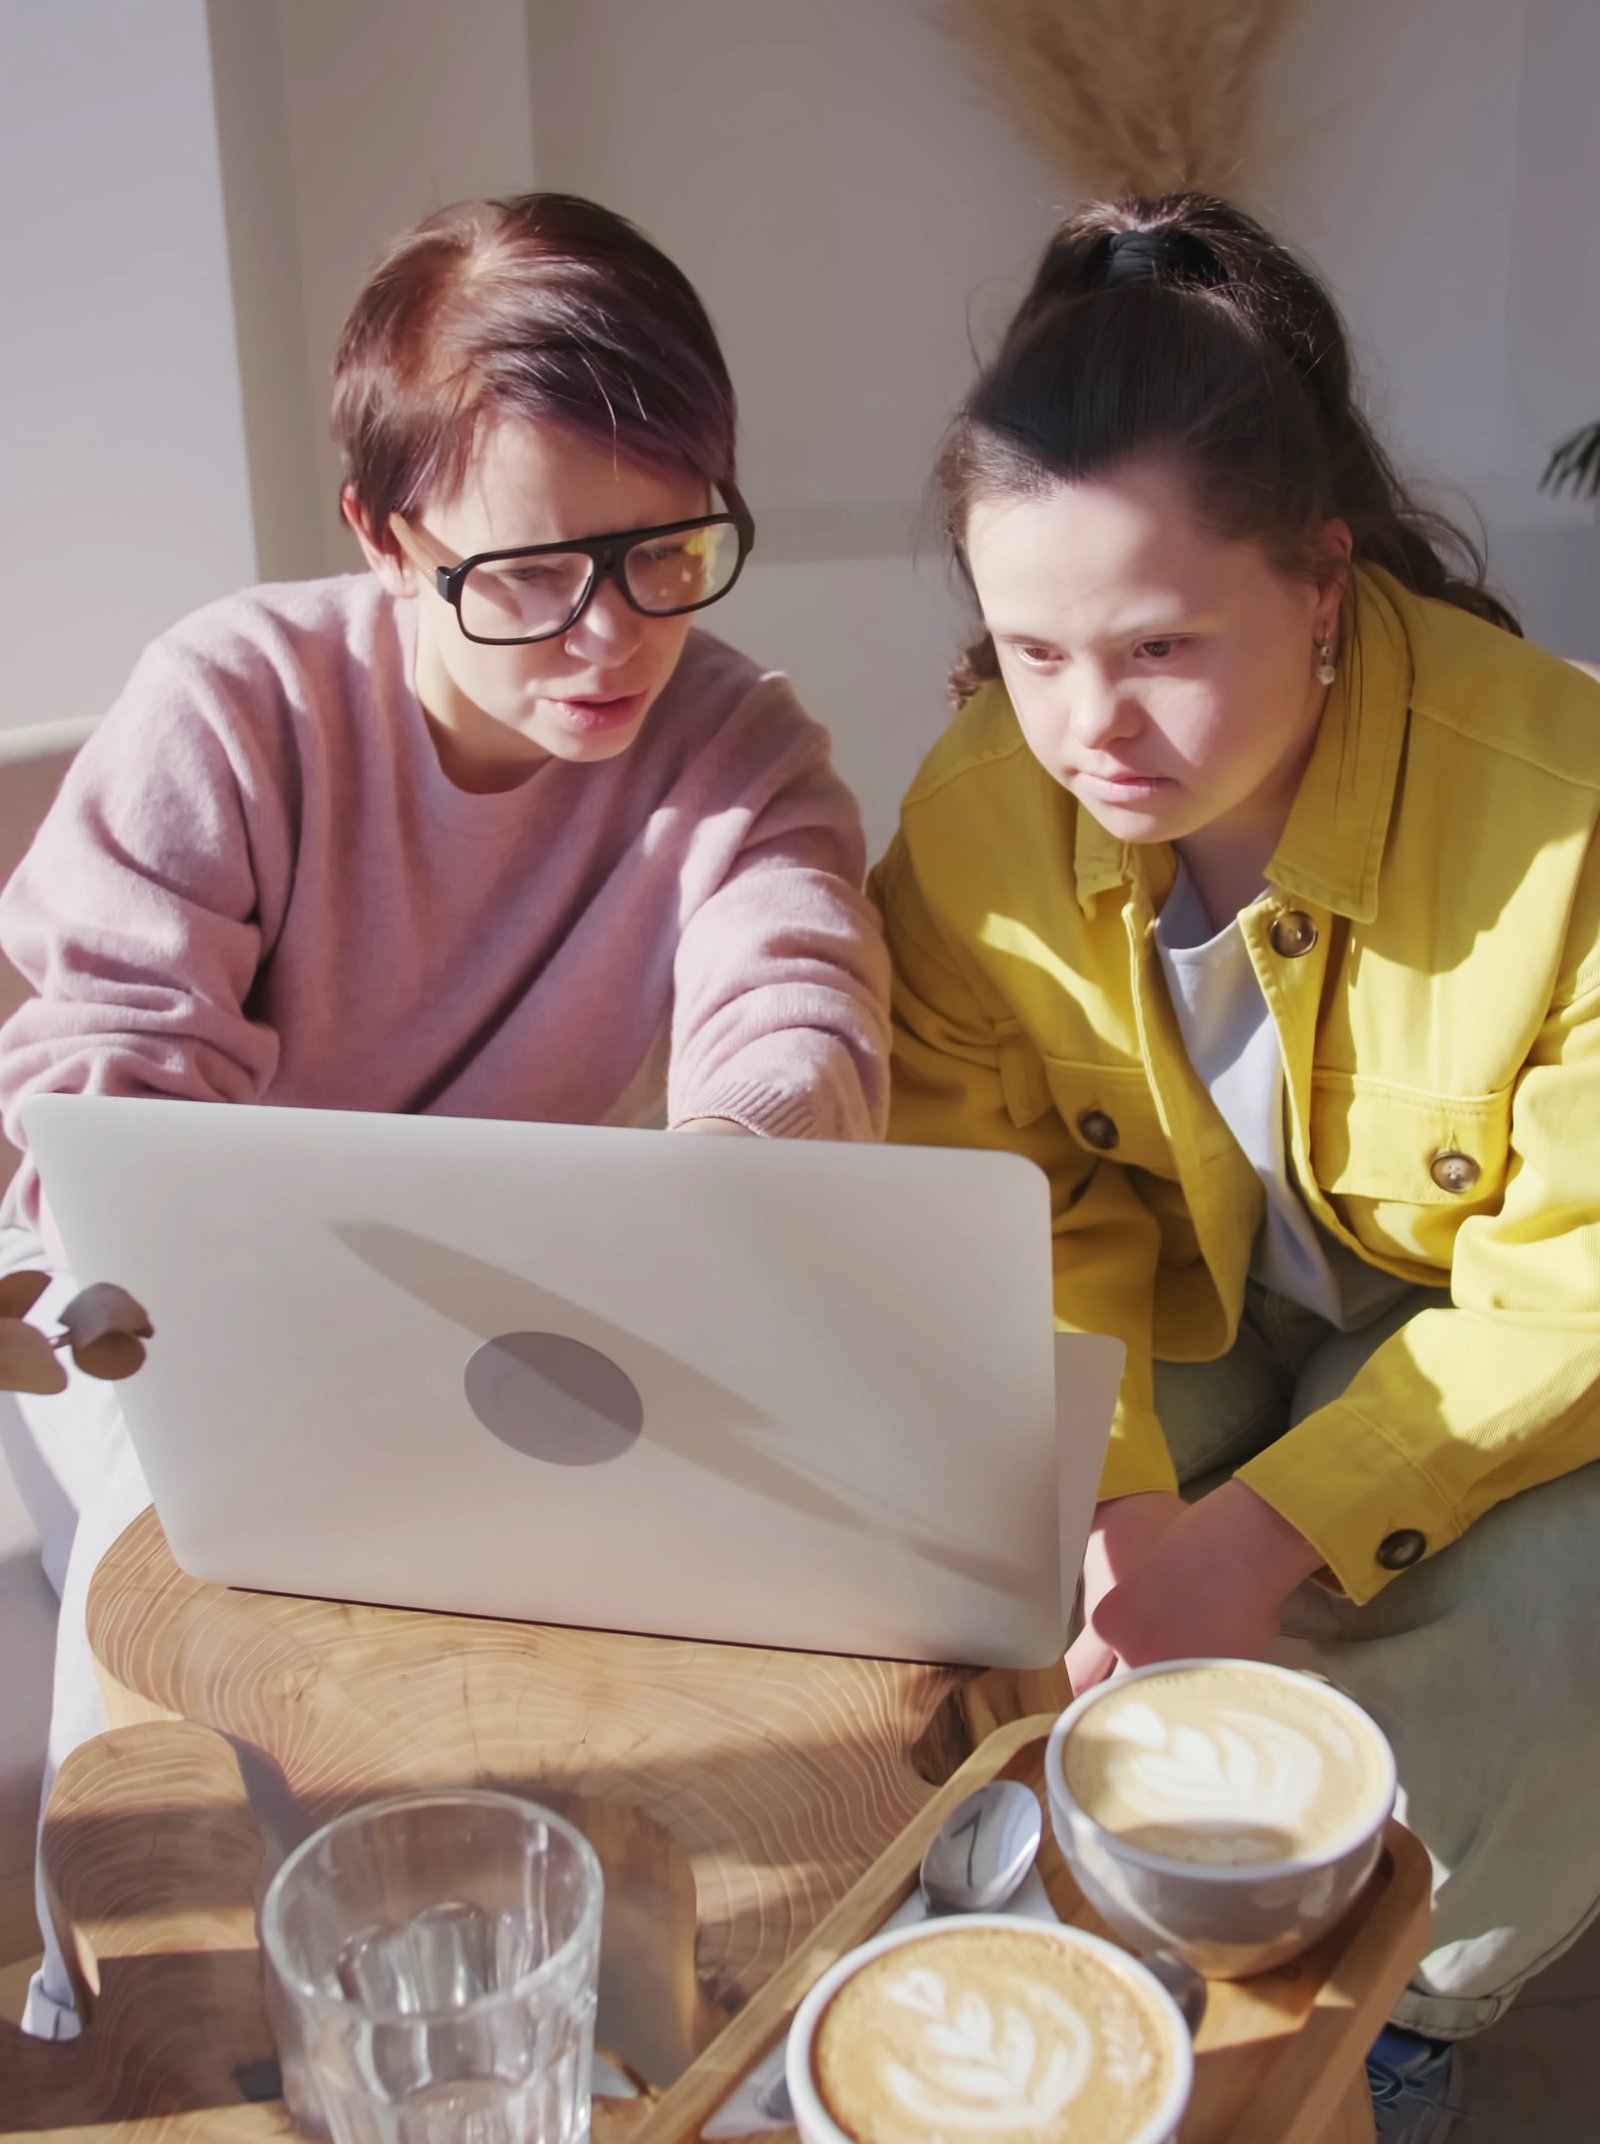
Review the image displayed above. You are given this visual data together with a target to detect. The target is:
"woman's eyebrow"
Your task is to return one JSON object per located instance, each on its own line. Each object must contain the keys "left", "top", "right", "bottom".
{"left": 988, "top": 607, "right": 1219, "bottom": 646}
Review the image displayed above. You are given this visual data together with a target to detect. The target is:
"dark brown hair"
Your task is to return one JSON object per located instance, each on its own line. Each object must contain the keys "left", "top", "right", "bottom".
{"left": 941, "top": 193, "right": 1518, "bottom": 704}
{"left": 333, "top": 193, "right": 737, "bottom": 531}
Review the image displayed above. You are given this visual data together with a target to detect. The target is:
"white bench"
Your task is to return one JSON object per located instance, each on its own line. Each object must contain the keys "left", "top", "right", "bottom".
{"left": 0, "top": 714, "right": 99, "bottom": 1961}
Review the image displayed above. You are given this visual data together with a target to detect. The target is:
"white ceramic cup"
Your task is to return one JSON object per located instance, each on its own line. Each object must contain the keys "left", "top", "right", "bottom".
{"left": 784, "top": 1914, "right": 1195, "bottom": 2144}
{"left": 1046, "top": 1659, "right": 1398, "bottom": 1979}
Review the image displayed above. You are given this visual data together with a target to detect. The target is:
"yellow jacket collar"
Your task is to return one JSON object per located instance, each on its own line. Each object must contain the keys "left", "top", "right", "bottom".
{"left": 1073, "top": 567, "right": 1415, "bottom": 924}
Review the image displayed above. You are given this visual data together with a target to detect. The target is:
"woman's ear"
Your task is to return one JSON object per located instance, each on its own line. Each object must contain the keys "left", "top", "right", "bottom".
{"left": 342, "top": 487, "right": 423, "bottom": 600}
{"left": 1312, "top": 517, "right": 1355, "bottom": 640}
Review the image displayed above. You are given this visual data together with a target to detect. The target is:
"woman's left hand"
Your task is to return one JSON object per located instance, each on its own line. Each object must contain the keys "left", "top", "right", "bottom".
{"left": 1068, "top": 1480, "right": 1325, "bottom": 1691}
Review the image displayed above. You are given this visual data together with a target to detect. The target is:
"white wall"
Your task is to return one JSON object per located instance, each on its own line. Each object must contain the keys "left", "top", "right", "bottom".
{"left": 521, "top": 0, "right": 1069, "bottom": 847}
{"left": 1252, "top": 0, "right": 1600, "bottom": 656}
{"left": 0, "top": 0, "right": 257, "bottom": 729}
{"left": 7, "top": 1, "right": 1594, "bottom": 770}
{"left": 523, "top": 0, "right": 1067, "bottom": 528}
{"left": 517, "top": 0, "right": 1599, "bottom": 844}
{"left": 206, "top": 0, "right": 323, "bottom": 586}
{"left": 270, "top": 0, "right": 540, "bottom": 576}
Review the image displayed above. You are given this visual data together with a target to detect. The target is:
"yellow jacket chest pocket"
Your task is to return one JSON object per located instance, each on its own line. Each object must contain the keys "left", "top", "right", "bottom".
{"left": 1308, "top": 1075, "right": 1514, "bottom": 1268}
{"left": 999, "top": 1033, "right": 1178, "bottom": 1178}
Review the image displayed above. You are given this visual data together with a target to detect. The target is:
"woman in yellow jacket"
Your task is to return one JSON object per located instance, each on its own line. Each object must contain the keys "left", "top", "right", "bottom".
{"left": 877, "top": 193, "right": 1600, "bottom": 2136}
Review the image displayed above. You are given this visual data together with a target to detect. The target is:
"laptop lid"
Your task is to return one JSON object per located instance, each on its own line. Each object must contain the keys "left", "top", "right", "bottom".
{"left": 25, "top": 1096, "right": 1120, "bottom": 1667}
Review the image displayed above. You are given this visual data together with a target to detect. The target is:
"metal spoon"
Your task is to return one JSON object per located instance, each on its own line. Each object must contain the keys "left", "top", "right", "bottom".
{"left": 918, "top": 1778, "right": 1044, "bottom": 1915}
{"left": 752, "top": 1778, "right": 1043, "bottom": 2123}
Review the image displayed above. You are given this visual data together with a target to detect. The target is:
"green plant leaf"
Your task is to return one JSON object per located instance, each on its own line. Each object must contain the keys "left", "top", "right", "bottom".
{"left": 1542, "top": 421, "right": 1600, "bottom": 500}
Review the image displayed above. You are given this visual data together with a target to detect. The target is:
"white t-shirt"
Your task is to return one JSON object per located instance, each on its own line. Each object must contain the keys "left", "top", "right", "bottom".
{"left": 1154, "top": 861, "right": 1407, "bottom": 1330}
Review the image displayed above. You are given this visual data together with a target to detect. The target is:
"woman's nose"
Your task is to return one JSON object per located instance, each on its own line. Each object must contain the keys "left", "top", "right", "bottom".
{"left": 564, "top": 578, "right": 642, "bottom": 664}
{"left": 1066, "top": 670, "right": 1140, "bottom": 751}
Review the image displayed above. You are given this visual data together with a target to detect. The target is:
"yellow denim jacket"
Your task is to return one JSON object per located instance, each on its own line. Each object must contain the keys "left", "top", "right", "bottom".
{"left": 874, "top": 568, "right": 1600, "bottom": 1603}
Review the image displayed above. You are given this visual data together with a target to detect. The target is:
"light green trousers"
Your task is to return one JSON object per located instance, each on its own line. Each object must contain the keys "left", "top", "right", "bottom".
{"left": 1153, "top": 1283, "right": 1600, "bottom": 2038}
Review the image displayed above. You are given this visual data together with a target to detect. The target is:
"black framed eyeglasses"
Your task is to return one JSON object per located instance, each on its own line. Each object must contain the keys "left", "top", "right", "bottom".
{"left": 395, "top": 486, "right": 755, "bottom": 647}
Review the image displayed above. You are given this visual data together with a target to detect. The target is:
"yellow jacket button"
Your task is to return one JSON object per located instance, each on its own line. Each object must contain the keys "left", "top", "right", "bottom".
{"left": 1377, "top": 1528, "right": 1427, "bottom": 1570}
{"left": 1077, "top": 1109, "right": 1120, "bottom": 1152}
{"left": 1269, "top": 909, "right": 1319, "bottom": 957}
{"left": 1430, "top": 1150, "right": 1481, "bottom": 1195}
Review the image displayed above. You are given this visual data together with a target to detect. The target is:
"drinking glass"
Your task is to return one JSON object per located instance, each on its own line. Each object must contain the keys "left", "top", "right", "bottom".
{"left": 261, "top": 1789, "right": 603, "bottom": 2144}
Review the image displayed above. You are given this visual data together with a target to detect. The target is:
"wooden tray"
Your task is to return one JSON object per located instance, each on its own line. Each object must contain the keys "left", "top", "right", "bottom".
{"left": 630, "top": 1713, "right": 1433, "bottom": 2144}
{"left": 0, "top": 1712, "right": 1428, "bottom": 2143}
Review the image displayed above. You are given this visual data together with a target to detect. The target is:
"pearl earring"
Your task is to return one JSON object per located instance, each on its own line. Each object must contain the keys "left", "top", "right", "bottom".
{"left": 1315, "top": 638, "right": 1338, "bottom": 687}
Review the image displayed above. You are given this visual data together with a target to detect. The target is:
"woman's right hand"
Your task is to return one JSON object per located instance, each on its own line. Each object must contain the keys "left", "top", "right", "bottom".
{"left": 1067, "top": 1490, "right": 1189, "bottom": 1692}
{"left": 1070, "top": 1482, "right": 1326, "bottom": 1693}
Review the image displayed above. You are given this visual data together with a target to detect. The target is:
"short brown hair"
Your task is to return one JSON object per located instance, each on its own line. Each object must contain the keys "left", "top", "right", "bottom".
{"left": 333, "top": 193, "right": 738, "bottom": 530}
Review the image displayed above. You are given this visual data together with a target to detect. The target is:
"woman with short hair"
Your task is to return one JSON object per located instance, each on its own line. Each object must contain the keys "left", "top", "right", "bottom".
{"left": 0, "top": 190, "right": 889, "bottom": 2039}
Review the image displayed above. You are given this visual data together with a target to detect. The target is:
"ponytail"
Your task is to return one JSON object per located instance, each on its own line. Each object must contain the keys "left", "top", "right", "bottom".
{"left": 942, "top": 193, "right": 1517, "bottom": 704}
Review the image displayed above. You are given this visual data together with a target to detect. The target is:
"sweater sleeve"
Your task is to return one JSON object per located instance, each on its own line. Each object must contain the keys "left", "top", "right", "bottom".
{"left": 0, "top": 636, "right": 291, "bottom": 1232}
{"left": 666, "top": 683, "right": 891, "bottom": 1142}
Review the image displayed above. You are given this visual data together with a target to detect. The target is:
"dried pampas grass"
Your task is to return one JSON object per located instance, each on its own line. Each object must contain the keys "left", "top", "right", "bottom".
{"left": 945, "top": 0, "right": 1301, "bottom": 197}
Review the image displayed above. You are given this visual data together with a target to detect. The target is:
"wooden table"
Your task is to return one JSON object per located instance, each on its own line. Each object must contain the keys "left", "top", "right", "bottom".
{"left": 0, "top": 1509, "right": 1421, "bottom": 2141}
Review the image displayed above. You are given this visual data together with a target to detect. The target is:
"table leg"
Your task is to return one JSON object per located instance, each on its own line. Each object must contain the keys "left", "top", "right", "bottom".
{"left": 4, "top": 1717, "right": 281, "bottom": 2136}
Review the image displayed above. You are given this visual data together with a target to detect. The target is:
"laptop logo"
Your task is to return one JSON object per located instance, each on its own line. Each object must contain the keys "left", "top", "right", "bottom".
{"left": 464, "top": 1332, "right": 644, "bottom": 1466}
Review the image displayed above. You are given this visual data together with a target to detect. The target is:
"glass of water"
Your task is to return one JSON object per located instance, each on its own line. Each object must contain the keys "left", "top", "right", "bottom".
{"left": 261, "top": 1790, "right": 603, "bottom": 2144}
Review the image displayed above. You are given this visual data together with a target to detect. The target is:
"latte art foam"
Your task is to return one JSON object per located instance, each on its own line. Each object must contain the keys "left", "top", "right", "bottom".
{"left": 1061, "top": 1665, "right": 1389, "bottom": 1865}
{"left": 811, "top": 1926, "right": 1176, "bottom": 2144}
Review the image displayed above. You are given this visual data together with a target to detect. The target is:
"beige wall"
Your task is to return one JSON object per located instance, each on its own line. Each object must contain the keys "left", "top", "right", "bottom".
{"left": 1254, "top": 0, "right": 1600, "bottom": 654}
{"left": 209, "top": 0, "right": 1073, "bottom": 843}
{"left": 206, "top": 0, "right": 542, "bottom": 584}
{"left": 271, "top": 0, "right": 540, "bottom": 576}
{"left": 518, "top": 0, "right": 1068, "bottom": 844}
{"left": 0, "top": 0, "right": 257, "bottom": 729}
{"left": 522, "top": 0, "right": 1064, "bottom": 537}
{"left": 6, "top": 0, "right": 1595, "bottom": 780}
{"left": 207, "top": 0, "right": 323, "bottom": 584}
{"left": 513, "top": 0, "right": 1599, "bottom": 840}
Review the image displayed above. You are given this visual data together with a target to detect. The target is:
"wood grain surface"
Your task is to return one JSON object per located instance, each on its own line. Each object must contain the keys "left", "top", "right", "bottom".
{"left": 0, "top": 1510, "right": 1423, "bottom": 2140}
{"left": 0, "top": 1719, "right": 660, "bottom": 2142}
{"left": 85, "top": 1509, "right": 1040, "bottom": 2020}
{"left": 1, "top": 1711, "right": 1422, "bottom": 2142}
{"left": 0, "top": 1718, "right": 288, "bottom": 2140}
{"left": 632, "top": 1714, "right": 1427, "bottom": 2144}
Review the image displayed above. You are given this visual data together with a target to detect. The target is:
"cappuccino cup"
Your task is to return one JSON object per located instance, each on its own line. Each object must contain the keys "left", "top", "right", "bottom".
{"left": 1047, "top": 1659, "right": 1397, "bottom": 1978}
{"left": 785, "top": 1916, "right": 1194, "bottom": 2144}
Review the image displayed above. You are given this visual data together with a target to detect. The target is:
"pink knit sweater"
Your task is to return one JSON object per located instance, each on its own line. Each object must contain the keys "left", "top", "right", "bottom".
{"left": 0, "top": 576, "right": 890, "bottom": 1241}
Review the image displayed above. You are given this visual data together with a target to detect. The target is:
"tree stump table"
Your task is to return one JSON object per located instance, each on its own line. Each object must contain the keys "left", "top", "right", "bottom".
{"left": 0, "top": 1508, "right": 1417, "bottom": 2140}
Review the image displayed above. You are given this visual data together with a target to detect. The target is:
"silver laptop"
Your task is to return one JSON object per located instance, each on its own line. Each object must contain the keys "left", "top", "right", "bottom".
{"left": 24, "top": 1095, "right": 1121, "bottom": 1667}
